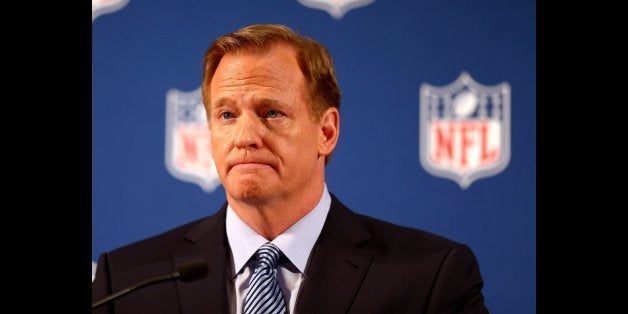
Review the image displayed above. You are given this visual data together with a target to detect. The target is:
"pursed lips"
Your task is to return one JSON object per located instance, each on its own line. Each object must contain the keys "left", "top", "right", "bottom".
{"left": 227, "top": 158, "right": 276, "bottom": 172}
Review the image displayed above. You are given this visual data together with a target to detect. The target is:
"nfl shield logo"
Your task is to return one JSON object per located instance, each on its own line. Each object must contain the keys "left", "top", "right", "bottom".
{"left": 165, "top": 87, "right": 221, "bottom": 192}
{"left": 419, "top": 72, "right": 511, "bottom": 189}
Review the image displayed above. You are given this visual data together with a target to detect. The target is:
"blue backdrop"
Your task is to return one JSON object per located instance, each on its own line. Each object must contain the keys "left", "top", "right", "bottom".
{"left": 92, "top": 0, "right": 536, "bottom": 313}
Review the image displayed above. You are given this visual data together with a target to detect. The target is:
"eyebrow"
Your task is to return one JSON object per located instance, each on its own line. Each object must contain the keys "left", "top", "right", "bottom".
{"left": 211, "top": 97, "right": 232, "bottom": 109}
{"left": 257, "top": 98, "right": 282, "bottom": 108}
{"left": 211, "top": 97, "right": 283, "bottom": 109}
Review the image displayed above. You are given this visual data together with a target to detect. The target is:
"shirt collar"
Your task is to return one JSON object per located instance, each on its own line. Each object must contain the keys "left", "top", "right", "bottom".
{"left": 226, "top": 184, "right": 331, "bottom": 276}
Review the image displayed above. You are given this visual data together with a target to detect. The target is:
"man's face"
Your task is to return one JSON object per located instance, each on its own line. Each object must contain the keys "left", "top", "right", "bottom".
{"left": 208, "top": 44, "right": 328, "bottom": 203}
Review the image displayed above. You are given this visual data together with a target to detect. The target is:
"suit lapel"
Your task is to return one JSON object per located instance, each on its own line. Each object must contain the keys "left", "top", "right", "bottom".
{"left": 296, "top": 196, "right": 376, "bottom": 313}
{"left": 174, "top": 205, "right": 233, "bottom": 314}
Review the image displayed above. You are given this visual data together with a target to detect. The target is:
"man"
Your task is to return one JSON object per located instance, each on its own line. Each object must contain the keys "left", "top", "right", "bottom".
{"left": 92, "top": 24, "right": 489, "bottom": 313}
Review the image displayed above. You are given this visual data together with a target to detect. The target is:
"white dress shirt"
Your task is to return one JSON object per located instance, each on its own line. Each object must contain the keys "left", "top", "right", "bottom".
{"left": 226, "top": 184, "right": 331, "bottom": 314}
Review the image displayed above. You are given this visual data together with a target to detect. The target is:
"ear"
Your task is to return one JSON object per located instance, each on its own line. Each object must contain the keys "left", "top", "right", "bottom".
{"left": 317, "top": 107, "right": 340, "bottom": 158}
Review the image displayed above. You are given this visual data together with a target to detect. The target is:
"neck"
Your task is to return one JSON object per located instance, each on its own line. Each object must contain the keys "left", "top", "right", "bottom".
{"left": 228, "top": 182, "right": 325, "bottom": 240}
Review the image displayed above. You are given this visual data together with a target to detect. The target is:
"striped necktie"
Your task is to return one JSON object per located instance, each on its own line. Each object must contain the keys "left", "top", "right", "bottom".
{"left": 243, "top": 242, "right": 287, "bottom": 314}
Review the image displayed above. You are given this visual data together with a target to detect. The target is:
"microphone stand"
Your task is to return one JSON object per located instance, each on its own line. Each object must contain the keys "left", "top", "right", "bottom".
{"left": 91, "top": 271, "right": 181, "bottom": 310}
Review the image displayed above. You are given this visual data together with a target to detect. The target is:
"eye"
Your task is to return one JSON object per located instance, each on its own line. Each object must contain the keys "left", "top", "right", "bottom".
{"left": 220, "top": 112, "right": 235, "bottom": 120}
{"left": 265, "top": 110, "right": 283, "bottom": 119}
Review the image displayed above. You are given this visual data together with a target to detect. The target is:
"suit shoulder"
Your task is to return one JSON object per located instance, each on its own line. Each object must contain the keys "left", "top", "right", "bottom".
{"left": 355, "top": 212, "right": 460, "bottom": 251}
{"left": 105, "top": 210, "right": 223, "bottom": 268}
{"left": 329, "top": 195, "right": 459, "bottom": 252}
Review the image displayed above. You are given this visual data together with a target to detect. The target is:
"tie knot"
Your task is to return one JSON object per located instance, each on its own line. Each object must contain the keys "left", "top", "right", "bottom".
{"left": 255, "top": 242, "right": 281, "bottom": 269}
{"left": 244, "top": 242, "right": 287, "bottom": 314}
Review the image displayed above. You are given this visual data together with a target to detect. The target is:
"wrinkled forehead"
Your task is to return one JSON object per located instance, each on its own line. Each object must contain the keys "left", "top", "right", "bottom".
{"left": 213, "top": 45, "right": 303, "bottom": 87}
{"left": 209, "top": 46, "right": 307, "bottom": 105}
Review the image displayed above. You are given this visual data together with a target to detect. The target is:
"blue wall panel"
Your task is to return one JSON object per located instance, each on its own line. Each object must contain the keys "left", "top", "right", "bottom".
{"left": 92, "top": 1, "right": 535, "bottom": 312}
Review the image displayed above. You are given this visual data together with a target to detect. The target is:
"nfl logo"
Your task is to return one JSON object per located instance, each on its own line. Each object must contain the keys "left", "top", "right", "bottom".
{"left": 419, "top": 72, "right": 511, "bottom": 189}
{"left": 165, "top": 87, "right": 221, "bottom": 192}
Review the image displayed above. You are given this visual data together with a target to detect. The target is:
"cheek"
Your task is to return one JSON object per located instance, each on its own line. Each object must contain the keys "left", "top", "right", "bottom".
{"left": 285, "top": 129, "right": 319, "bottom": 155}
{"left": 210, "top": 133, "right": 228, "bottom": 159}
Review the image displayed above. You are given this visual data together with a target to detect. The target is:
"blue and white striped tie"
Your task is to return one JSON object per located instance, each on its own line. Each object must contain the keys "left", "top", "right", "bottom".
{"left": 243, "top": 242, "right": 287, "bottom": 314}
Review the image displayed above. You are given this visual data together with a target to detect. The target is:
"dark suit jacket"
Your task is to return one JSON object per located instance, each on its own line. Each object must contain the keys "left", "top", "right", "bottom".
{"left": 92, "top": 195, "right": 488, "bottom": 313}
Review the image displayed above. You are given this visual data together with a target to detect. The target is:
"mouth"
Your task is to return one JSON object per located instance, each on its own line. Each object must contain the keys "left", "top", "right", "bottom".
{"left": 232, "top": 162, "right": 271, "bottom": 169}
{"left": 227, "top": 158, "right": 276, "bottom": 172}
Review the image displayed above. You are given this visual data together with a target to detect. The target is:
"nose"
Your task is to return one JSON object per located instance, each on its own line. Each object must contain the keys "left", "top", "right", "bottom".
{"left": 234, "top": 113, "right": 263, "bottom": 149}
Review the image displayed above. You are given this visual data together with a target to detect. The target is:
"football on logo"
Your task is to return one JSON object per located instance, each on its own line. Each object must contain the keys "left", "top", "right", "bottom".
{"left": 298, "top": 0, "right": 375, "bottom": 19}
{"left": 165, "top": 87, "right": 221, "bottom": 192}
{"left": 92, "top": 0, "right": 129, "bottom": 22}
{"left": 419, "top": 72, "right": 511, "bottom": 189}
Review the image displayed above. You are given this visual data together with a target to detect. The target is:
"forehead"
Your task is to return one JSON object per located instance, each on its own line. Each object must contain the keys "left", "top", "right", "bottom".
{"left": 211, "top": 44, "right": 304, "bottom": 90}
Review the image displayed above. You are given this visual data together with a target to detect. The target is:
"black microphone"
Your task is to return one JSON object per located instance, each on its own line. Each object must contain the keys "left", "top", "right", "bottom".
{"left": 91, "top": 259, "right": 209, "bottom": 310}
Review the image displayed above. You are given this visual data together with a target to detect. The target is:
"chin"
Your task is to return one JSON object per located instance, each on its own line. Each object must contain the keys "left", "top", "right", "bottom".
{"left": 228, "top": 179, "right": 269, "bottom": 202}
